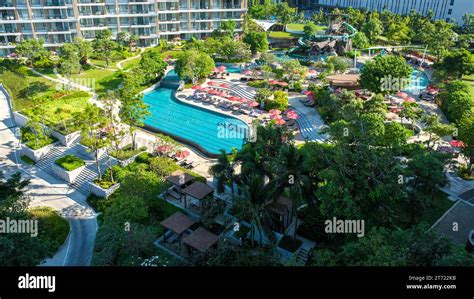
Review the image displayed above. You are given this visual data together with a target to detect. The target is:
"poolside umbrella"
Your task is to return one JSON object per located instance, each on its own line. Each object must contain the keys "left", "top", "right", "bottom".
{"left": 219, "top": 83, "right": 229, "bottom": 88}
{"left": 269, "top": 109, "right": 281, "bottom": 116}
{"left": 404, "top": 97, "right": 416, "bottom": 103}
{"left": 397, "top": 91, "right": 408, "bottom": 98}
{"left": 157, "top": 145, "right": 173, "bottom": 153}
{"left": 242, "top": 69, "right": 253, "bottom": 75}
{"left": 449, "top": 140, "right": 465, "bottom": 148}
{"left": 248, "top": 101, "right": 259, "bottom": 107}
{"left": 285, "top": 110, "right": 299, "bottom": 120}
{"left": 192, "top": 85, "right": 202, "bottom": 90}
{"left": 218, "top": 65, "right": 227, "bottom": 72}
{"left": 175, "top": 150, "right": 190, "bottom": 160}
{"left": 278, "top": 82, "right": 289, "bottom": 86}
{"left": 273, "top": 116, "right": 286, "bottom": 125}
{"left": 228, "top": 96, "right": 240, "bottom": 102}
{"left": 207, "top": 81, "right": 217, "bottom": 86}
{"left": 269, "top": 79, "right": 278, "bottom": 85}
{"left": 385, "top": 112, "right": 398, "bottom": 120}
{"left": 302, "top": 90, "right": 312, "bottom": 95}
{"left": 390, "top": 107, "right": 402, "bottom": 113}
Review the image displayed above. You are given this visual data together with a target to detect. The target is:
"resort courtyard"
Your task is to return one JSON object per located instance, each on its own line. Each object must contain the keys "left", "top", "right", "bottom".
{"left": 0, "top": 5, "right": 473, "bottom": 269}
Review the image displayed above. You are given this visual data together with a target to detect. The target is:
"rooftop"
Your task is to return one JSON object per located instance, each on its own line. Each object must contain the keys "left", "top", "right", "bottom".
{"left": 182, "top": 227, "right": 219, "bottom": 253}
{"left": 160, "top": 211, "right": 197, "bottom": 235}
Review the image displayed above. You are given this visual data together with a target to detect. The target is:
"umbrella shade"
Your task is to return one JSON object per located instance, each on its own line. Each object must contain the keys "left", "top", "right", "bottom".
{"left": 269, "top": 79, "right": 278, "bottom": 85}
{"left": 248, "top": 101, "right": 259, "bottom": 107}
{"left": 385, "top": 112, "right": 398, "bottom": 120}
{"left": 208, "top": 89, "right": 219, "bottom": 95}
{"left": 218, "top": 65, "right": 227, "bottom": 71}
{"left": 275, "top": 118, "right": 286, "bottom": 125}
{"left": 157, "top": 145, "right": 173, "bottom": 153}
{"left": 269, "top": 109, "right": 281, "bottom": 115}
{"left": 449, "top": 140, "right": 465, "bottom": 148}
{"left": 285, "top": 110, "right": 299, "bottom": 119}
{"left": 207, "top": 81, "right": 216, "bottom": 86}
{"left": 404, "top": 97, "right": 416, "bottom": 103}
{"left": 175, "top": 150, "right": 190, "bottom": 160}
{"left": 397, "top": 91, "right": 408, "bottom": 98}
{"left": 192, "top": 85, "right": 202, "bottom": 90}
{"left": 219, "top": 83, "right": 229, "bottom": 88}
{"left": 278, "top": 82, "right": 289, "bottom": 86}
{"left": 242, "top": 70, "right": 253, "bottom": 75}
{"left": 228, "top": 96, "right": 240, "bottom": 102}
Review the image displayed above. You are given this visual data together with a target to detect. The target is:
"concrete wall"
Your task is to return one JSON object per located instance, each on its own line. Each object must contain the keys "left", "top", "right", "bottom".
{"left": 52, "top": 163, "right": 86, "bottom": 183}
{"left": 89, "top": 182, "right": 120, "bottom": 198}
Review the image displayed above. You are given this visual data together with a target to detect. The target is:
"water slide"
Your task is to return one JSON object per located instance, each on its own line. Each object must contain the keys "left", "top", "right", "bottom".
{"left": 288, "top": 22, "right": 357, "bottom": 55}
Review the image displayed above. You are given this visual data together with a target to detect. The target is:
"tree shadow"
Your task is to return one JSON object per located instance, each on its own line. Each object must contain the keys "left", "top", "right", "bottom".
{"left": 18, "top": 81, "right": 51, "bottom": 99}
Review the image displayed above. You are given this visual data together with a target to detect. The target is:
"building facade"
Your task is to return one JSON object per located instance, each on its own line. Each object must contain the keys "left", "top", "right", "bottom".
{"left": 296, "top": 0, "right": 473, "bottom": 24}
{"left": 0, "top": 0, "right": 247, "bottom": 55}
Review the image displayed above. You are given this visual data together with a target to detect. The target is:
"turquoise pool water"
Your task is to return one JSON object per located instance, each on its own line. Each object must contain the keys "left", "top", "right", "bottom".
{"left": 216, "top": 64, "right": 242, "bottom": 73}
{"left": 403, "top": 69, "right": 430, "bottom": 92}
{"left": 143, "top": 75, "right": 249, "bottom": 154}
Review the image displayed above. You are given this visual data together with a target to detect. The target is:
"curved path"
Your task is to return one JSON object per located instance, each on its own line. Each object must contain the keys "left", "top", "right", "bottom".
{"left": 0, "top": 84, "right": 97, "bottom": 266}
{"left": 116, "top": 47, "right": 144, "bottom": 71}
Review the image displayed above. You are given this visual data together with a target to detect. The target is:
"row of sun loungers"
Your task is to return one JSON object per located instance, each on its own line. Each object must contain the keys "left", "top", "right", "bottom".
{"left": 299, "top": 97, "right": 315, "bottom": 107}
{"left": 186, "top": 92, "right": 261, "bottom": 117}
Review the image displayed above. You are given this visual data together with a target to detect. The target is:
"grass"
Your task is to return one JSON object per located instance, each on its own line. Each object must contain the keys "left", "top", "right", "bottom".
{"left": 121, "top": 56, "right": 141, "bottom": 70}
{"left": 89, "top": 59, "right": 119, "bottom": 70}
{"left": 419, "top": 191, "right": 455, "bottom": 226}
{"left": 0, "top": 59, "right": 57, "bottom": 110}
{"left": 20, "top": 155, "right": 36, "bottom": 165}
{"left": 55, "top": 154, "right": 85, "bottom": 171}
{"left": 161, "top": 50, "right": 183, "bottom": 59}
{"left": 110, "top": 144, "right": 147, "bottom": 161}
{"left": 21, "top": 91, "right": 91, "bottom": 134}
{"left": 268, "top": 31, "right": 299, "bottom": 39}
{"left": 34, "top": 67, "right": 58, "bottom": 79}
{"left": 462, "top": 74, "right": 474, "bottom": 96}
{"left": 69, "top": 65, "right": 123, "bottom": 94}
{"left": 28, "top": 206, "right": 69, "bottom": 257}
{"left": 286, "top": 23, "right": 327, "bottom": 32}
{"left": 21, "top": 127, "right": 57, "bottom": 150}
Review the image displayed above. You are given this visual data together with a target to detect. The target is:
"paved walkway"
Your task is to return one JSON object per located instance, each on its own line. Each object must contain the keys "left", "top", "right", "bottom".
{"left": 0, "top": 85, "right": 97, "bottom": 266}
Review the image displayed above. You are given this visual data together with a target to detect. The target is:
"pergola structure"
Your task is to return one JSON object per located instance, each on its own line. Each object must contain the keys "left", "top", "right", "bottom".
{"left": 182, "top": 227, "right": 219, "bottom": 256}
{"left": 165, "top": 170, "right": 194, "bottom": 200}
{"left": 182, "top": 181, "right": 215, "bottom": 209}
{"left": 160, "top": 212, "right": 197, "bottom": 246}
{"left": 326, "top": 74, "right": 360, "bottom": 90}
{"left": 265, "top": 196, "right": 294, "bottom": 234}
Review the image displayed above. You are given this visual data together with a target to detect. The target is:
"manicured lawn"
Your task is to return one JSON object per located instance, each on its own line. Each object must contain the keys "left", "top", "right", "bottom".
{"left": 286, "top": 23, "right": 327, "bottom": 32}
{"left": 89, "top": 59, "right": 119, "bottom": 70}
{"left": 22, "top": 90, "right": 91, "bottom": 134}
{"left": 269, "top": 31, "right": 299, "bottom": 39}
{"left": 161, "top": 50, "right": 183, "bottom": 59}
{"left": 121, "top": 56, "right": 141, "bottom": 70}
{"left": 69, "top": 65, "right": 123, "bottom": 94}
{"left": 55, "top": 155, "right": 85, "bottom": 171}
{"left": 34, "top": 67, "right": 59, "bottom": 79}
{"left": 0, "top": 60, "right": 57, "bottom": 110}
{"left": 110, "top": 144, "right": 147, "bottom": 161}
{"left": 419, "top": 191, "right": 455, "bottom": 226}
{"left": 462, "top": 74, "right": 474, "bottom": 96}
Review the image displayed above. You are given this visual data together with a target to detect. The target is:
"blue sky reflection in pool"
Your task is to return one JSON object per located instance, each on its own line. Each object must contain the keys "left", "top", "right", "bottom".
{"left": 143, "top": 88, "right": 249, "bottom": 155}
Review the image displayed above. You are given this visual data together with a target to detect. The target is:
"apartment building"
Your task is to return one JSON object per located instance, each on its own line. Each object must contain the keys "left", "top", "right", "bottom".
{"left": 0, "top": 0, "right": 247, "bottom": 55}
{"left": 295, "top": 0, "right": 474, "bottom": 24}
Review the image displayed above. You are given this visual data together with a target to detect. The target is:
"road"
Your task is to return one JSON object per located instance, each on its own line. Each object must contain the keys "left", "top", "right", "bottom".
{"left": 0, "top": 84, "right": 97, "bottom": 266}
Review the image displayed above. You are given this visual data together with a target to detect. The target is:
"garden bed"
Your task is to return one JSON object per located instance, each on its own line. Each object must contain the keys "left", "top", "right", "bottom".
{"left": 110, "top": 144, "right": 147, "bottom": 167}
{"left": 90, "top": 180, "right": 120, "bottom": 198}
{"left": 52, "top": 155, "right": 86, "bottom": 183}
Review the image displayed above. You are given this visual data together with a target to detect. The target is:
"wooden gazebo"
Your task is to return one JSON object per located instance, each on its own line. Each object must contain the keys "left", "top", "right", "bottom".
{"left": 165, "top": 170, "right": 194, "bottom": 200}
{"left": 182, "top": 227, "right": 218, "bottom": 256}
{"left": 182, "top": 181, "right": 214, "bottom": 209}
{"left": 160, "top": 212, "right": 197, "bottom": 245}
{"left": 265, "top": 196, "right": 294, "bottom": 233}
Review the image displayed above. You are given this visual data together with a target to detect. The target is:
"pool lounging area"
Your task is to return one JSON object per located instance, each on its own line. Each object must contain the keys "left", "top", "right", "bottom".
{"left": 215, "top": 64, "right": 242, "bottom": 73}
{"left": 402, "top": 69, "right": 430, "bottom": 93}
{"left": 143, "top": 71, "right": 249, "bottom": 156}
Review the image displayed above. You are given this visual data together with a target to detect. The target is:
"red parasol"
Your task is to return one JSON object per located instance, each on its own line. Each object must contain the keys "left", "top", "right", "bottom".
{"left": 278, "top": 82, "right": 289, "bottom": 86}
{"left": 248, "top": 101, "right": 259, "bottom": 107}
{"left": 242, "top": 70, "right": 253, "bottom": 75}
{"left": 219, "top": 83, "right": 229, "bottom": 88}
{"left": 449, "top": 140, "right": 465, "bottom": 148}
{"left": 192, "top": 85, "right": 202, "bottom": 90}
{"left": 175, "top": 150, "right": 190, "bottom": 160}
{"left": 285, "top": 110, "right": 299, "bottom": 119}
{"left": 397, "top": 91, "right": 408, "bottom": 98}
{"left": 274, "top": 117, "right": 286, "bottom": 125}
{"left": 207, "top": 81, "right": 216, "bottom": 86}
{"left": 269, "top": 79, "right": 278, "bottom": 85}
{"left": 404, "top": 97, "right": 416, "bottom": 103}
{"left": 269, "top": 109, "right": 281, "bottom": 116}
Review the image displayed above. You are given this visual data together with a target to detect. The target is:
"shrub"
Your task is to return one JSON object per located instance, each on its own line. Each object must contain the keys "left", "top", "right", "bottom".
{"left": 20, "top": 155, "right": 36, "bottom": 165}
{"left": 55, "top": 155, "right": 85, "bottom": 171}
{"left": 21, "top": 127, "right": 57, "bottom": 150}
{"left": 264, "top": 90, "right": 288, "bottom": 111}
{"left": 110, "top": 144, "right": 147, "bottom": 161}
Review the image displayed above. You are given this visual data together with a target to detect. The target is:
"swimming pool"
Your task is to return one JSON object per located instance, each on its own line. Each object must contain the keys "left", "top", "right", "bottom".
{"left": 403, "top": 69, "right": 430, "bottom": 93}
{"left": 216, "top": 64, "right": 242, "bottom": 73}
{"left": 143, "top": 77, "right": 249, "bottom": 155}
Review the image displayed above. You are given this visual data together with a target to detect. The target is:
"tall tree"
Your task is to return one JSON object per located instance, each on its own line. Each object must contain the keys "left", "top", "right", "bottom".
{"left": 93, "top": 30, "right": 116, "bottom": 67}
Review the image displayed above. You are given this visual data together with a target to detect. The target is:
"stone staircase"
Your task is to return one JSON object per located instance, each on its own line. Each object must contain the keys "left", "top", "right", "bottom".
{"left": 296, "top": 247, "right": 310, "bottom": 265}
{"left": 35, "top": 138, "right": 112, "bottom": 197}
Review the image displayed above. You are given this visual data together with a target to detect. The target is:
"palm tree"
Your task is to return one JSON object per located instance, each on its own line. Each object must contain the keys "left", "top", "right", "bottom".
{"left": 272, "top": 144, "right": 312, "bottom": 239}
{"left": 209, "top": 149, "right": 237, "bottom": 196}
{"left": 234, "top": 174, "right": 277, "bottom": 248}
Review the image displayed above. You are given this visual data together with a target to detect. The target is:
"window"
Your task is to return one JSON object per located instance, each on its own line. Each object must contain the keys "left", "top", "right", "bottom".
{"left": 448, "top": 9, "right": 452, "bottom": 15}
{"left": 450, "top": 0, "right": 455, "bottom": 5}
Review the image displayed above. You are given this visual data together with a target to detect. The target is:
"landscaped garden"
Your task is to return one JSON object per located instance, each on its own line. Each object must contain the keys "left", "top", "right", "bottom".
{"left": 55, "top": 155, "right": 85, "bottom": 171}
